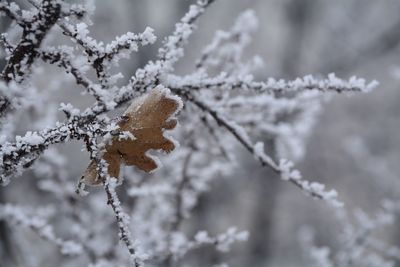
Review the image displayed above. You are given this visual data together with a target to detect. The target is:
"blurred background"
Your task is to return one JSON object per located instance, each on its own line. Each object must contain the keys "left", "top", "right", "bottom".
{"left": 1, "top": 0, "right": 400, "bottom": 266}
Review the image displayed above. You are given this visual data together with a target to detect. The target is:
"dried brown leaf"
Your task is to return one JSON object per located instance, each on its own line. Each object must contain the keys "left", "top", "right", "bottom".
{"left": 82, "top": 87, "right": 182, "bottom": 185}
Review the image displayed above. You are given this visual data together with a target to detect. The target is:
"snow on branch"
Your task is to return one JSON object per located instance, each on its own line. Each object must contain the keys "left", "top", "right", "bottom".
{"left": 185, "top": 92, "right": 342, "bottom": 207}
{"left": 158, "top": 0, "right": 216, "bottom": 71}
{"left": 105, "top": 27, "right": 156, "bottom": 62}
{"left": 0, "top": 0, "right": 375, "bottom": 202}
{"left": 0, "top": 114, "right": 115, "bottom": 185}
{"left": 1, "top": 0, "right": 61, "bottom": 83}
{"left": 39, "top": 47, "right": 108, "bottom": 101}
{"left": 166, "top": 72, "right": 378, "bottom": 94}
{"left": 62, "top": 23, "right": 156, "bottom": 69}
{"left": 0, "top": 0, "right": 215, "bottom": 184}
{"left": 84, "top": 134, "right": 144, "bottom": 267}
{"left": 0, "top": 0, "right": 61, "bottom": 118}
{"left": 0, "top": 0, "right": 383, "bottom": 265}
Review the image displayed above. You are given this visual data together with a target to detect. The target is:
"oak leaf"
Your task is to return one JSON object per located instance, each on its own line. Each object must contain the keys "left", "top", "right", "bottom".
{"left": 82, "top": 86, "right": 182, "bottom": 185}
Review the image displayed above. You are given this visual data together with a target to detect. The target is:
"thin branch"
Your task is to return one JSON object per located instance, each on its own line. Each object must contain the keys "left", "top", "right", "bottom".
{"left": 85, "top": 135, "right": 142, "bottom": 266}
{"left": 0, "top": 0, "right": 61, "bottom": 118}
{"left": 39, "top": 48, "right": 107, "bottom": 102}
{"left": 1, "top": 0, "right": 61, "bottom": 83}
{"left": 183, "top": 91, "right": 342, "bottom": 207}
{"left": 166, "top": 73, "right": 378, "bottom": 94}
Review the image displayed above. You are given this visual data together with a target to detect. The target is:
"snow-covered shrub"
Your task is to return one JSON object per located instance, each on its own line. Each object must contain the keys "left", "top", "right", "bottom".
{"left": 0, "top": 1, "right": 385, "bottom": 266}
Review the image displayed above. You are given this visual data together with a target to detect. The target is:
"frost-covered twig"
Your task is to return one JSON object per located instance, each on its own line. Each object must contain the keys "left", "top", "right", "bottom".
{"left": 0, "top": 1, "right": 384, "bottom": 266}
{"left": 61, "top": 23, "right": 156, "bottom": 88}
{"left": 167, "top": 72, "right": 378, "bottom": 94}
{"left": 40, "top": 48, "right": 104, "bottom": 99}
{"left": 158, "top": 0, "right": 216, "bottom": 72}
{"left": 0, "top": 0, "right": 217, "bottom": 183}
{"left": 1, "top": 70, "right": 376, "bottom": 186}
{"left": 102, "top": 174, "right": 142, "bottom": 266}
{"left": 1, "top": 0, "right": 61, "bottom": 83}
{"left": 84, "top": 134, "right": 143, "bottom": 266}
{"left": 0, "top": 116, "right": 111, "bottom": 184}
{"left": 0, "top": 0, "right": 61, "bottom": 117}
{"left": 185, "top": 92, "right": 342, "bottom": 207}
